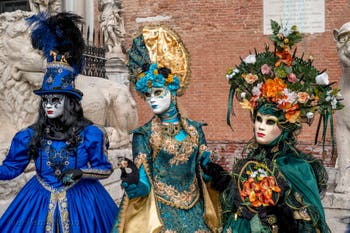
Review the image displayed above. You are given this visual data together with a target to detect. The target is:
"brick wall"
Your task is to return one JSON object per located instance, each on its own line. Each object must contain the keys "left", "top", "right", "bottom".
{"left": 121, "top": 0, "right": 350, "bottom": 164}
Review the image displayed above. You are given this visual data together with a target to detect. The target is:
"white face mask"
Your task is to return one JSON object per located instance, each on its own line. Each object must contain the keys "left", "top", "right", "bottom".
{"left": 145, "top": 87, "right": 172, "bottom": 115}
{"left": 42, "top": 94, "right": 65, "bottom": 119}
{"left": 254, "top": 112, "right": 282, "bottom": 145}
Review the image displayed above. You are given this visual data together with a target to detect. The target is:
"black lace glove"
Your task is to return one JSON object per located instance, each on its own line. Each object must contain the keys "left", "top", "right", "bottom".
{"left": 201, "top": 161, "right": 232, "bottom": 192}
{"left": 118, "top": 157, "right": 139, "bottom": 185}
{"left": 59, "top": 169, "right": 83, "bottom": 186}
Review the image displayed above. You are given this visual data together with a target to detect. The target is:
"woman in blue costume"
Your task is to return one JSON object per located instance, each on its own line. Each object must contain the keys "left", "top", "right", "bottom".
{"left": 0, "top": 12, "right": 118, "bottom": 233}
{"left": 221, "top": 20, "right": 343, "bottom": 233}
{"left": 112, "top": 25, "right": 224, "bottom": 233}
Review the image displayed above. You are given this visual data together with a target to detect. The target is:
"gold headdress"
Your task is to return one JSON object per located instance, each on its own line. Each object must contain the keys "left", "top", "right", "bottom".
{"left": 127, "top": 25, "right": 190, "bottom": 96}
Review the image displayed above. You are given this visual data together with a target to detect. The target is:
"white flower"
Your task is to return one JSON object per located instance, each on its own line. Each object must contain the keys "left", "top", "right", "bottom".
{"left": 331, "top": 98, "right": 338, "bottom": 109}
{"left": 243, "top": 54, "right": 256, "bottom": 64}
{"left": 240, "top": 92, "right": 247, "bottom": 99}
{"left": 337, "top": 91, "right": 342, "bottom": 99}
{"left": 252, "top": 82, "right": 263, "bottom": 96}
{"left": 279, "top": 24, "right": 293, "bottom": 37}
{"left": 278, "top": 88, "right": 297, "bottom": 104}
{"left": 306, "top": 112, "right": 314, "bottom": 119}
{"left": 226, "top": 74, "right": 233, "bottom": 80}
{"left": 315, "top": 73, "right": 329, "bottom": 85}
{"left": 226, "top": 68, "right": 239, "bottom": 80}
{"left": 257, "top": 168, "right": 268, "bottom": 177}
{"left": 250, "top": 171, "right": 258, "bottom": 178}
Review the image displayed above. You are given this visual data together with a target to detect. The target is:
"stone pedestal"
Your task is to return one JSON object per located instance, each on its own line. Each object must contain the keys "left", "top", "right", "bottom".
{"left": 105, "top": 56, "right": 129, "bottom": 87}
{"left": 322, "top": 167, "right": 350, "bottom": 233}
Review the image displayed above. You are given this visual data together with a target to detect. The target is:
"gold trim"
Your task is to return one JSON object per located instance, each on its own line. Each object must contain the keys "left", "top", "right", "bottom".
{"left": 154, "top": 177, "right": 200, "bottom": 209}
{"left": 45, "top": 191, "right": 70, "bottom": 233}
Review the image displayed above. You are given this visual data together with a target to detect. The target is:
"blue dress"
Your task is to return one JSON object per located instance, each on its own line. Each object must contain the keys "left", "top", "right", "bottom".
{"left": 113, "top": 117, "right": 220, "bottom": 233}
{"left": 0, "top": 125, "right": 118, "bottom": 233}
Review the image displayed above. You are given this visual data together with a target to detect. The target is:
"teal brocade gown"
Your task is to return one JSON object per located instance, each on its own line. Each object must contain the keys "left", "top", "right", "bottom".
{"left": 113, "top": 117, "right": 217, "bottom": 233}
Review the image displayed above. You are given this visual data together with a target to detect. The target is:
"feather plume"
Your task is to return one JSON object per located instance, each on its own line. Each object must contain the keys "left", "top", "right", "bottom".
{"left": 26, "top": 12, "right": 85, "bottom": 74}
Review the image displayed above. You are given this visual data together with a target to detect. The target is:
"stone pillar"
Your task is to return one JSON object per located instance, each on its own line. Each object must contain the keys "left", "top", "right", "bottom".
{"left": 97, "top": 0, "right": 129, "bottom": 86}
{"left": 105, "top": 56, "right": 129, "bottom": 86}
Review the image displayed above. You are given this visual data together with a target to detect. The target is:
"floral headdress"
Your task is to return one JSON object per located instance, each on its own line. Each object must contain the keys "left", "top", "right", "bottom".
{"left": 226, "top": 20, "right": 343, "bottom": 153}
{"left": 127, "top": 25, "right": 190, "bottom": 96}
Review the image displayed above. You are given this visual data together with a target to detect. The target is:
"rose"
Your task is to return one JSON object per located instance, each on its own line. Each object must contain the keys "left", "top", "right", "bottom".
{"left": 287, "top": 73, "right": 298, "bottom": 83}
{"left": 315, "top": 72, "right": 329, "bottom": 85}
{"left": 261, "top": 64, "right": 272, "bottom": 75}
{"left": 243, "top": 54, "right": 256, "bottom": 64}
{"left": 297, "top": 92, "right": 310, "bottom": 103}
{"left": 244, "top": 73, "right": 258, "bottom": 84}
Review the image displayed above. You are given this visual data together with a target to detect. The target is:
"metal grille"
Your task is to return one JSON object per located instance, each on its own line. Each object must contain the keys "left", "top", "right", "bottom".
{"left": 80, "top": 25, "right": 107, "bottom": 79}
{"left": 0, "top": 0, "right": 30, "bottom": 13}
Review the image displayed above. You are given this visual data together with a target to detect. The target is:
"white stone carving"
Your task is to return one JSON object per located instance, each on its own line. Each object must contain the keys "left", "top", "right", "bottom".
{"left": 333, "top": 22, "right": 350, "bottom": 193}
{"left": 29, "top": 0, "right": 62, "bottom": 13}
{"left": 98, "top": 0, "right": 125, "bottom": 56}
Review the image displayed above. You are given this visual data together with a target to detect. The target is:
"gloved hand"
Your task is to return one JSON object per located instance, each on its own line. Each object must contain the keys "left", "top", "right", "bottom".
{"left": 118, "top": 158, "right": 150, "bottom": 199}
{"left": 118, "top": 157, "right": 139, "bottom": 185}
{"left": 257, "top": 206, "right": 277, "bottom": 224}
{"left": 200, "top": 151, "right": 212, "bottom": 169}
{"left": 200, "top": 158, "right": 232, "bottom": 192}
{"left": 59, "top": 169, "right": 83, "bottom": 186}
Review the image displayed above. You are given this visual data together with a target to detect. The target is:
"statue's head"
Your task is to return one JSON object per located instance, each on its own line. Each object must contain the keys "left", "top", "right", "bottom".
{"left": 333, "top": 22, "right": 350, "bottom": 67}
{"left": 29, "top": 0, "right": 61, "bottom": 14}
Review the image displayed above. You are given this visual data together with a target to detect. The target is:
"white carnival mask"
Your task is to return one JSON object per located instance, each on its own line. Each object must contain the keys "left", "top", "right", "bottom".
{"left": 254, "top": 112, "right": 282, "bottom": 145}
{"left": 145, "top": 87, "right": 172, "bottom": 115}
{"left": 42, "top": 94, "right": 65, "bottom": 119}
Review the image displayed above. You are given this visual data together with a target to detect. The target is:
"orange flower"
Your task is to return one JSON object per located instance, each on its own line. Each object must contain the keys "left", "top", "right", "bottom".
{"left": 240, "top": 175, "right": 281, "bottom": 207}
{"left": 165, "top": 74, "right": 174, "bottom": 84}
{"left": 261, "top": 78, "right": 287, "bottom": 102}
{"left": 147, "top": 80, "right": 153, "bottom": 88}
{"left": 284, "top": 104, "right": 301, "bottom": 123}
{"left": 275, "top": 48, "right": 293, "bottom": 67}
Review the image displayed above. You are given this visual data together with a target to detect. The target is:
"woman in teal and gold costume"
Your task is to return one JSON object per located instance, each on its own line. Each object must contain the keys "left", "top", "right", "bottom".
{"left": 112, "top": 25, "right": 223, "bottom": 233}
{"left": 222, "top": 20, "right": 343, "bottom": 233}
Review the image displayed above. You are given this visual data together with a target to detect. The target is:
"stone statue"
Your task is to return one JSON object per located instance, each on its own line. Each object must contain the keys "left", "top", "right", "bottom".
{"left": 98, "top": 0, "right": 125, "bottom": 56}
{"left": 333, "top": 22, "right": 350, "bottom": 193}
{"left": 29, "top": 0, "right": 61, "bottom": 13}
{"left": 0, "top": 10, "right": 137, "bottom": 154}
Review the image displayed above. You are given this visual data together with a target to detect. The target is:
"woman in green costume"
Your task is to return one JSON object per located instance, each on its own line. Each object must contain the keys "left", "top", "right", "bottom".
{"left": 112, "top": 25, "right": 224, "bottom": 233}
{"left": 222, "top": 20, "right": 343, "bottom": 233}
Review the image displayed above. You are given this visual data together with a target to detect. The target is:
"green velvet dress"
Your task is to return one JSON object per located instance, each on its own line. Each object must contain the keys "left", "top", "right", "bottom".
{"left": 221, "top": 142, "right": 330, "bottom": 233}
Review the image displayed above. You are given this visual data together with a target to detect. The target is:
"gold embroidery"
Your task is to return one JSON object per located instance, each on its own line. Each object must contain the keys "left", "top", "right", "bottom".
{"left": 161, "top": 123, "right": 181, "bottom": 137}
{"left": 135, "top": 153, "right": 148, "bottom": 168}
{"left": 163, "top": 136, "right": 196, "bottom": 165}
{"left": 154, "top": 177, "right": 200, "bottom": 209}
{"left": 199, "top": 144, "right": 208, "bottom": 153}
{"left": 293, "top": 207, "right": 311, "bottom": 221}
{"left": 149, "top": 117, "right": 200, "bottom": 164}
{"left": 162, "top": 230, "right": 177, "bottom": 233}
{"left": 45, "top": 191, "right": 70, "bottom": 233}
